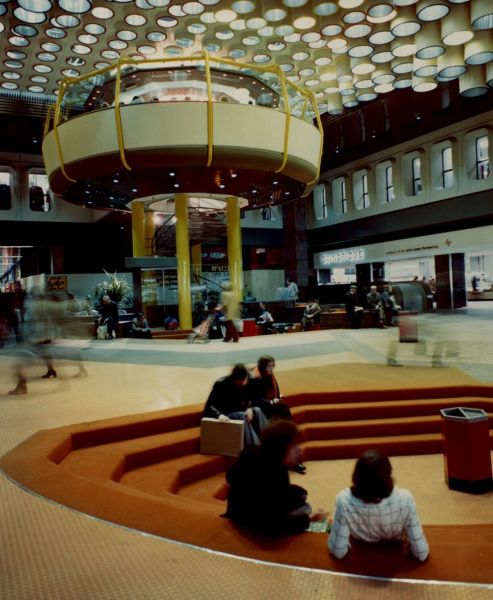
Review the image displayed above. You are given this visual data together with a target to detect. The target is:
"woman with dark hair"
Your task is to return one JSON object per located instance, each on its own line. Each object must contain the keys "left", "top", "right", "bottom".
{"left": 328, "top": 449, "right": 429, "bottom": 561}
{"left": 251, "top": 355, "right": 306, "bottom": 473}
{"left": 225, "top": 420, "right": 326, "bottom": 535}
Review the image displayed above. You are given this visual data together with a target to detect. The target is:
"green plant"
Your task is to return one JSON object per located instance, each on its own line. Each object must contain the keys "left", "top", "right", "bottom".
{"left": 95, "top": 270, "right": 133, "bottom": 304}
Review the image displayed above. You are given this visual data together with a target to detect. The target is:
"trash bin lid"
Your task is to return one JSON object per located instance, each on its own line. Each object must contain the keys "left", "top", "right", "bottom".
{"left": 440, "top": 407, "right": 489, "bottom": 422}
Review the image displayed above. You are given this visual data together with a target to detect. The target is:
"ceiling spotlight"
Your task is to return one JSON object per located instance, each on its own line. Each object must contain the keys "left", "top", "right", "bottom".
{"left": 169, "top": 172, "right": 175, "bottom": 176}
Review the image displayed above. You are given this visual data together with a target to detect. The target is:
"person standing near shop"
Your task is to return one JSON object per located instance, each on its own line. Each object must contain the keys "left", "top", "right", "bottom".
{"left": 345, "top": 285, "right": 363, "bottom": 329}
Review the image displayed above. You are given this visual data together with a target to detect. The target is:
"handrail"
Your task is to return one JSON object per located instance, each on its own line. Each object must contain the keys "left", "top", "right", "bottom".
{"left": 114, "top": 55, "right": 132, "bottom": 171}
{"left": 204, "top": 50, "right": 214, "bottom": 167}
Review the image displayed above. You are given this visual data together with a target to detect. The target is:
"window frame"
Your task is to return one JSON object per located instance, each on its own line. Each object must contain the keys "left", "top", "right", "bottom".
{"left": 441, "top": 146, "right": 454, "bottom": 189}
{"left": 340, "top": 178, "right": 347, "bottom": 214}
{"left": 385, "top": 165, "right": 394, "bottom": 203}
{"left": 411, "top": 156, "right": 422, "bottom": 196}
{"left": 0, "top": 168, "right": 12, "bottom": 211}
{"left": 475, "top": 135, "right": 490, "bottom": 180}
{"left": 361, "top": 173, "right": 369, "bottom": 208}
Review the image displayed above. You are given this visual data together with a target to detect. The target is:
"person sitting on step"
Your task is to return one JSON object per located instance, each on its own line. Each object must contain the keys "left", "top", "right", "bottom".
{"left": 301, "top": 298, "right": 322, "bottom": 331}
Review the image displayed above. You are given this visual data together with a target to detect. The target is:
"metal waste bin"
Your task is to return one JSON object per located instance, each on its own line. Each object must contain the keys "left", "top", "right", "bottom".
{"left": 399, "top": 311, "right": 418, "bottom": 343}
{"left": 441, "top": 407, "right": 492, "bottom": 494}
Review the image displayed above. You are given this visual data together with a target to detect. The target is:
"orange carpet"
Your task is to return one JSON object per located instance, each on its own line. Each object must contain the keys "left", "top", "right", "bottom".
{"left": 1, "top": 364, "right": 492, "bottom": 584}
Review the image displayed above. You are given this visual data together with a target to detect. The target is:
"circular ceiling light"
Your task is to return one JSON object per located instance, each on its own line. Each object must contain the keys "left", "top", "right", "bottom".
{"left": 216, "top": 29, "right": 234, "bottom": 40}
{"left": 169, "top": 4, "right": 186, "bottom": 16}
{"left": 246, "top": 17, "right": 267, "bottom": 29}
{"left": 1, "top": 82, "right": 19, "bottom": 90}
{"left": 284, "top": 32, "right": 301, "bottom": 42}
{"left": 137, "top": 45, "right": 157, "bottom": 55}
{"left": 72, "top": 44, "right": 91, "bottom": 55}
{"left": 13, "top": 7, "right": 46, "bottom": 23}
{"left": 57, "top": 14, "right": 80, "bottom": 27}
{"left": 94, "top": 61, "right": 110, "bottom": 69}
{"left": 275, "top": 24, "right": 295, "bottom": 36}
{"left": 156, "top": 16, "right": 178, "bottom": 27}
{"left": 230, "top": 19, "right": 246, "bottom": 30}
{"left": 441, "top": 4, "right": 473, "bottom": 46}
{"left": 34, "top": 63, "right": 52, "bottom": 72}
{"left": 18, "top": 0, "right": 52, "bottom": 12}
{"left": 314, "top": 2, "right": 338, "bottom": 16}
{"left": 201, "top": 0, "right": 221, "bottom": 4}
{"left": 67, "top": 56, "right": 85, "bottom": 66}
{"left": 392, "top": 75, "right": 412, "bottom": 88}
{"left": 302, "top": 31, "right": 321, "bottom": 43}
{"left": 413, "top": 56, "right": 437, "bottom": 76}
{"left": 58, "top": 0, "right": 91, "bottom": 13}
{"left": 305, "top": 79, "right": 320, "bottom": 87}
{"left": 232, "top": 1, "right": 255, "bottom": 13}
{"left": 368, "top": 25, "right": 394, "bottom": 45}
{"left": 12, "top": 25, "right": 39, "bottom": 37}
{"left": 345, "top": 23, "right": 372, "bottom": 38}
{"left": 61, "top": 68, "right": 79, "bottom": 76}
{"left": 101, "top": 49, "right": 119, "bottom": 59}
{"left": 4, "top": 60, "right": 23, "bottom": 69}
{"left": 465, "top": 31, "right": 493, "bottom": 65}
{"left": 187, "top": 23, "right": 206, "bottom": 34}
{"left": 37, "top": 51, "right": 57, "bottom": 61}
{"left": 309, "top": 39, "right": 326, "bottom": 48}
{"left": 28, "top": 85, "right": 44, "bottom": 92}
{"left": 415, "top": 22, "right": 445, "bottom": 58}
{"left": 279, "top": 62, "right": 294, "bottom": 71}
{"left": 267, "top": 40, "right": 286, "bottom": 51}
{"left": 3, "top": 71, "right": 22, "bottom": 79}
{"left": 339, "top": 0, "right": 364, "bottom": 7}
{"left": 147, "top": 0, "right": 170, "bottom": 5}
{"left": 299, "top": 67, "right": 315, "bottom": 76}
{"left": 372, "top": 67, "right": 395, "bottom": 83}
{"left": 109, "top": 40, "right": 128, "bottom": 50}
{"left": 0, "top": 4, "right": 6, "bottom": 16}
{"left": 314, "top": 55, "right": 332, "bottom": 66}
{"left": 84, "top": 23, "right": 104, "bottom": 34}
{"left": 78, "top": 34, "right": 97, "bottom": 44}
{"left": 283, "top": 0, "right": 309, "bottom": 6}
{"left": 416, "top": 0, "right": 449, "bottom": 21}
{"left": 117, "top": 30, "right": 138, "bottom": 41}
{"left": 391, "top": 57, "right": 413, "bottom": 73}
{"left": 392, "top": 36, "right": 416, "bottom": 56}
{"left": 374, "top": 82, "right": 395, "bottom": 92}
{"left": 357, "top": 91, "right": 377, "bottom": 101}
{"left": 292, "top": 50, "right": 310, "bottom": 60}
{"left": 31, "top": 75, "right": 48, "bottom": 82}
{"left": 348, "top": 43, "right": 373, "bottom": 57}
{"left": 253, "top": 54, "right": 271, "bottom": 63}
{"left": 136, "top": 0, "right": 154, "bottom": 9}
{"left": 42, "top": 42, "right": 61, "bottom": 52}
{"left": 293, "top": 16, "right": 316, "bottom": 29}
{"left": 366, "top": 1, "right": 394, "bottom": 19}
{"left": 176, "top": 36, "right": 194, "bottom": 47}
{"left": 91, "top": 6, "right": 113, "bottom": 19}
{"left": 321, "top": 23, "right": 343, "bottom": 36}
{"left": 391, "top": 8, "right": 421, "bottom": 37}
{"left": 229, "top": 48, "right": 246, "bottom": 58}
{"left": 459, "top": 66, "right": 488, "bottom": 97}
{"left": 264, "top": 7, "right": 287, "bottom": 21}
{"left": 471, "top": 0, "right": 493, "bottom": 30}
{"left": 215, "top": 9, "right": 237, "bottom": 22}
{"left": 183, "top": 1, "right": 204, "bottom": 15}
{"left": 45, "top": 26, "right": 66, "bottom": 37}
{"left": 7, "top": 50, "right": 27, "bottom": 59}
{"left": 437, "top": 46, "right": 467, "bottom": 78}
{"left": 412, "top": 74, "right": 437, "bottom": 92}
{"left": 371, "top": 47, "right": 393, "bottom": 63}
{"left": 242, "top": 34, "right": 260, "bottom": 45}
{"left": 200, "top": 12, "right": 216, "bottom": 23}
{"left": 343, "top": 10, "right": 365, "bottom": 24}
{"left": 125, "top": 14, "right": 147, "bottom": 26}
{"left": 258, "top": 25, "right": 275, "bottom": 36}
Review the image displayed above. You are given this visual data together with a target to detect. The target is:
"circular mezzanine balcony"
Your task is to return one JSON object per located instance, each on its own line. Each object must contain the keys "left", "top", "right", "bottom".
{"left": 42, "top": 53, "right": 323, "bottom": 212}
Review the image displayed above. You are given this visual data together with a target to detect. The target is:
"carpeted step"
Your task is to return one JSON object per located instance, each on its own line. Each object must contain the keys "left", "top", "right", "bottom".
{"left": 119, "top": 452, "right": 229, "bottom": 495}
{"left": 299, "top": 415, "right": 443, "bottom": 441}
{"left": 300, "top": 432, "right": 443, "bottom": 461}
{"left": 291, "top": 397, "right": 493, "bottom": 424}
{"left": 151, "top": 329, "right": 194, "bottom": 340}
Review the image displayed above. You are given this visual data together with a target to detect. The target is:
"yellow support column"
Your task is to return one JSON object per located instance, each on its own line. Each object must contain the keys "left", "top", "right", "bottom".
{"left": 191, "top": 243, "right": 202, "bottom": 280}
{"left": 226, "top": 196, "right": 243, "bottom": 303}
{"left": 144, "top": 210, "right": 155, "bottom": 257}
{"left": 175, "top": 194, "right": 192, "bottom": 330}
{"left": 131, "top": 202, "right": 145, "bottom": 257}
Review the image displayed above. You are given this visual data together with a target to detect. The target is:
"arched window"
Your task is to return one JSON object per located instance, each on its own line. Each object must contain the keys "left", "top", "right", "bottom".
{"left": 332, "top": 176, "right": 347, "bottom": 215}
{"left": 28, "top": 171, "right": 52, "bottom": 212}
{"left": 353, "top": 169, "right": 370, "bottom": 210}
{"left": 0, "top": 170, "right": 12, "bottom": 211}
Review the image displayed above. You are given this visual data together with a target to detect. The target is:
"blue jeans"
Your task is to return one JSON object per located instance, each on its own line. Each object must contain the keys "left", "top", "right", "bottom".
{"left": 227, "top": 407, "right": 268, "bottom": 447}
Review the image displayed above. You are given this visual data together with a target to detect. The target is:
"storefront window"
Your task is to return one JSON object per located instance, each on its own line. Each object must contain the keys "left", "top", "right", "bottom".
{"left": 28, "top": 172, "right": 52, "bottom": 212}
{"left": 0, "top": 171, "right": 12, "bottom": 210}
{"left": 476, "top": 135, "right": 490, "bottom": 180}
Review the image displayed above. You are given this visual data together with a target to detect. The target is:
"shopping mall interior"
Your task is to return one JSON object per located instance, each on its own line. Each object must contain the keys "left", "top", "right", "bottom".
{"left": 1, "top": 1, "right": 493, "bottom": 598}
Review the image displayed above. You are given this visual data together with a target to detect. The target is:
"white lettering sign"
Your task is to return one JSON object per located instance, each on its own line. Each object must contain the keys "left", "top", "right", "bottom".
{"left": 320, "top": 249, "right": 365, "bottom": 266}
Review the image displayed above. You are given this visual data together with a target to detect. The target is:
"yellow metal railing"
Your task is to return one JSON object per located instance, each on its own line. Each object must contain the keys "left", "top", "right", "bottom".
{"left": 44, "top": 52, "right": 323, "bottom": 185}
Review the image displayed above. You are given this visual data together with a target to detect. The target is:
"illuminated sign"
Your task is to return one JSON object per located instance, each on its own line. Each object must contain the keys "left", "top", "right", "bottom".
{"left": 321, "top": 249, "right": 365, "bottom": 266}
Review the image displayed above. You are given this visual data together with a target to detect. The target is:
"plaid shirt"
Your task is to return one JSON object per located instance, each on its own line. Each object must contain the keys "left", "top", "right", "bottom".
{"left": 328, "top": 487, "right": 429, "bottom": 562}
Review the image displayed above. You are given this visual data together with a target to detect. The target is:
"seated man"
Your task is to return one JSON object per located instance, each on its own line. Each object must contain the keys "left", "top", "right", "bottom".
{"left": 131, "top": 312, "right": 152, "bottom": 339}
{"left": 381, "top": 285, "right": 400, "bottom": 326}
{"left": 203, "top": 364, "right": 267, "bottom": 447}
{"left": 256, "top": 302, "right": 274, "bottom": 334}
{"left": 366, "top": 285, "right": 386, "bottom": 328}
{"left": 225, "top": 420, "right": 327, "bottom": 535}
{"left": 301, "top": 298, "right": 321, "bottom": 331}
{"left": 98, "top": 295, "right": 119, "bottom": 339}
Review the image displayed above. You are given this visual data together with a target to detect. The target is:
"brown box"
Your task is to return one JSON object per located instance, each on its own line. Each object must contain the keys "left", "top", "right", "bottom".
{"left": 200, "top": 418, "right": 244, "bottom": 457}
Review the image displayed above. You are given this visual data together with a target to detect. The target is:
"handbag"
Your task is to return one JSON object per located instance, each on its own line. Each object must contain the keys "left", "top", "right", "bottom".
{"left": 97, "top": 324, "right": 108, "bottom": 340}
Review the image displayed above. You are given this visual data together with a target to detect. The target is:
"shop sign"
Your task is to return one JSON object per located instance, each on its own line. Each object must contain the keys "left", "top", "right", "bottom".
{"left": 321, "top": 249, "right": 365, "bottom": 266}
{"left": 46, "top": 275, "right": 67, "bottom": 291}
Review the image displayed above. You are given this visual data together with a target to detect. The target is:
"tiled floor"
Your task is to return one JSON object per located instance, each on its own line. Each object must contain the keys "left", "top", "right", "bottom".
{"left": 1, "top": 306, "right": 493, "bottom": 599}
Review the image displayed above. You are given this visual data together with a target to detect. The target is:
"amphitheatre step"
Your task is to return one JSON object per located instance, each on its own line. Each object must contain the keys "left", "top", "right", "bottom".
{"left": 291, "top": 397, "right": 493, "bottom": 424}
{"left": 300, "top": 415, "right": 443, "bottom": 441}
{"left": 151, "top": 329, "right": 194, "bottom": 340}
{"left": 119, "top": 452, "right": 229, "bottom": 495}
{"left": 286, "top": 385, "right": 493, "bottom": 408}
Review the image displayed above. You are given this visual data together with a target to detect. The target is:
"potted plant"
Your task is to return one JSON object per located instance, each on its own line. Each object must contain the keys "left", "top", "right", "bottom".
{"left": 95, "top": 270, "right": 133, "bottom": 305}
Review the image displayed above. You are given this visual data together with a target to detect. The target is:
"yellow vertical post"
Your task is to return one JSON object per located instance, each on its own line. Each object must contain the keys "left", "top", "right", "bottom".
{"left": 191, "top": 243, "right": 202, "bottom": 280}
{"left": 144, "top": 210, "right": 155, "bottom": 257}
{"left": 131, "top": 202, "right": 145, "bottom": 257}
{"left": 226, "top": 196, "right": 243, "bottom": 304}
{"left": 175, "top": 194, "right": 192, "bottom": 330}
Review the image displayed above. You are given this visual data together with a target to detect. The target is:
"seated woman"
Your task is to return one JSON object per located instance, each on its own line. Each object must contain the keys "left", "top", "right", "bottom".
{"left": 250, "top": 355, "right": 306, "bottom": 473}
{"left": 225, "top": 420, "right": 327, "bottom": 536}
{"left": 131, "top": 312, "right": 152, "bottom": 339}
{"left": 328, "top": 449, "right": 429, "bottom": 562}
{"left": 203, "top": 364, "right": 267, "bottom": 447}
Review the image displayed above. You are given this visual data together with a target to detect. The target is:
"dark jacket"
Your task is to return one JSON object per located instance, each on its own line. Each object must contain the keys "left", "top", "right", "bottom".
{"left": 100, "top": 300, "right": 119, "bottom": 322}
{"left": 225, "top": 446, "right": 309, "bottom": 535}
{"left": 203, "top": 375, "right": 252, "bottom": 418}
{"left": 250, "top": 373, "right": 292, "bottom": 420}
{"left": 344, "top": 291, "right": 361, "bottom": 315}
